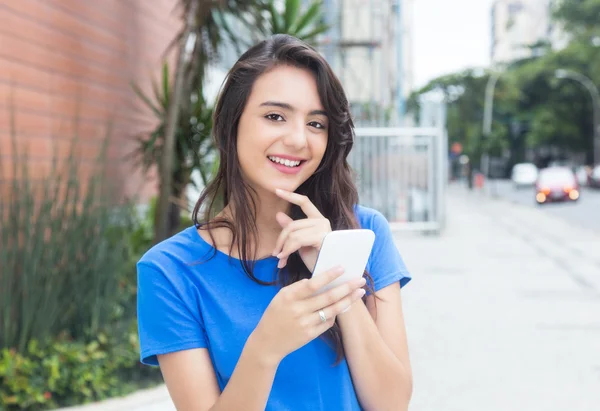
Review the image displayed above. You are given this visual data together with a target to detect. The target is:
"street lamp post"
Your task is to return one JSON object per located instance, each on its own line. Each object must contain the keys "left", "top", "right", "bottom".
{"left": 555, "top": 69, "right": 600, "bottom": 165}
{"left": 483, "top": 71, "right": 502, "bottom": 138}
{"left": 480, "top": 70, "right": 503, "bottom": 196}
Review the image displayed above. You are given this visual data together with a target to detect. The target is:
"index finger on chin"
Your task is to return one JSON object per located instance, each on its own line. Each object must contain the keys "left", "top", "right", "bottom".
{"left": 275, "top": 189, "right": 323, "bottom": 218}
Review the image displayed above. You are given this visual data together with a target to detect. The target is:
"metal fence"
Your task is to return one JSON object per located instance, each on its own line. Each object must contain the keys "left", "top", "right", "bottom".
{"left": 350, "top": 105, "right": 448, "bottom": 234}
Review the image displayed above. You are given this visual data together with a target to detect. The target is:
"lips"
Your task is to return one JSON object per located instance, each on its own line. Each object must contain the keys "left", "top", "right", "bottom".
{"left": 267, "top": 155, "right": 308, "bottom": 175}
{"left": 267, "top": 155, "right": 305, "bottom": 168}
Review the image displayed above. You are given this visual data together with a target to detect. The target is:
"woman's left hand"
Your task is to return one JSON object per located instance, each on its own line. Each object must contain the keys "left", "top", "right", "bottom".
{"left": 272, "top": 189, "right": 331, "bottom": 272}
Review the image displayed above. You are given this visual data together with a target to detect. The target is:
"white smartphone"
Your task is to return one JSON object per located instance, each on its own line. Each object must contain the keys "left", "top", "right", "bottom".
{"left": 311, "top": 229, "right": 376, "bottom": 294}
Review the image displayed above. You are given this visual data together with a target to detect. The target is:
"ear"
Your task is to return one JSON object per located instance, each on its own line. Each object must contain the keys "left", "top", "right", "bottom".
{"left": 275, "top": 211, "right": 294, "bottom": 228}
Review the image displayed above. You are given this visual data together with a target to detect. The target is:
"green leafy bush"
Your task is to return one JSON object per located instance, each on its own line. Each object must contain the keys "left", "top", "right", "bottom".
{"left": 0, "top": 321, "right": 160, "bottom": 411}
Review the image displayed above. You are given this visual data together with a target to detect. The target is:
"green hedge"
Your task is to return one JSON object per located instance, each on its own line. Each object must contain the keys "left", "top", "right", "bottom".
{"left": 0, "top": 321, "right": 160, "bottom": 410}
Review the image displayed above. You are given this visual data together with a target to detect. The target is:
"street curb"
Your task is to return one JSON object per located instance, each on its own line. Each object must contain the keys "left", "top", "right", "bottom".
{"left": 53, "top": 385, "right": 171, "bottom": 411}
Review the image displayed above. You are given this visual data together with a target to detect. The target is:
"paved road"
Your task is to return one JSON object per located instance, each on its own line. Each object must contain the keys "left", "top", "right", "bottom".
{"left": 484, "top": 179, "right": 600, "bottom": 233}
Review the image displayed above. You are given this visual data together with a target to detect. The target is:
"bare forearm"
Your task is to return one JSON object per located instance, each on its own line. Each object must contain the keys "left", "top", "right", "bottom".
{"left": 209, "top": 335, "right": 279, "bottom": 411}
{"left": 338, "top": 302, "right": 412, "bottom": 411}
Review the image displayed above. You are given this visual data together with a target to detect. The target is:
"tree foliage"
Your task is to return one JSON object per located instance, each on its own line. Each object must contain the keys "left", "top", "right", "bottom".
{"left": 409, "top": 0, "right": 600, "bottom": 167}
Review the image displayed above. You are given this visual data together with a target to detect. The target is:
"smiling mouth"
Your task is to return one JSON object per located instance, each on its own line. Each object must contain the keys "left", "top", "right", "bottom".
{"left": 267, "top": 155, "right": 306, "bottom": 168}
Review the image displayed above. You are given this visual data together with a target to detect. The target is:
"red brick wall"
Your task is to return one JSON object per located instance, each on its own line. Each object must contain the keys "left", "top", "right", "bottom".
{"left": 0, "top": 0, "right": 182, "bottom": 202}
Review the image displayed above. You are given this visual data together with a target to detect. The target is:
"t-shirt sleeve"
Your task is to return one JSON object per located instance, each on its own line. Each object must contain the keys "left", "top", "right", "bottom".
{"left": 137, "top": 261, "right": 208, "bottom": 366}
{"left": 364, "top": 210, "right": 412, "bottom": 293}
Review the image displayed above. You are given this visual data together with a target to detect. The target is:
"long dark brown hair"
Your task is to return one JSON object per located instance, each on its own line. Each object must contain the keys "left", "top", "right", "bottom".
{"left": 192, "top": 34, "right": 374, "bottom": 363}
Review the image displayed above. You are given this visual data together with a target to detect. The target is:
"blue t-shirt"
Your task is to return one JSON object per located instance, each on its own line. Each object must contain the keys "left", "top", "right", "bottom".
{"left": 137, "top": 205, "right": 411, "bottom": 410}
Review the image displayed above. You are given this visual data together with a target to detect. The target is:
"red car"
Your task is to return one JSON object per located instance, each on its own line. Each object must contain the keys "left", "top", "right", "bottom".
{"left": 535, "top": 167, "right": 580, "bottom": 204}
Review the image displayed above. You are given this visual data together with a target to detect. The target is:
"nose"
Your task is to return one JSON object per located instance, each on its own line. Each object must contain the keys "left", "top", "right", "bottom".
{"left": 282, "top": 121, "right": 308, "bottom": 150}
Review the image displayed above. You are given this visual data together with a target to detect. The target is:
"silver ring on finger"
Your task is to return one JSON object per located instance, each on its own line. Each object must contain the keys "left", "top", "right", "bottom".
{"left": 318, "top": 309, "right": 327, "bottom": 323}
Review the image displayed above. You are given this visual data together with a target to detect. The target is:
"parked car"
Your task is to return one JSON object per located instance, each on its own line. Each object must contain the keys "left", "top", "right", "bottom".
{"left": 511, "top": 163, "right": 538, "bottom": 188}
{"left": 589, "top": 165, "right": 600, "bottom": 188}
{"left": 535, "top": 167, "right": 580, "bottom": 205}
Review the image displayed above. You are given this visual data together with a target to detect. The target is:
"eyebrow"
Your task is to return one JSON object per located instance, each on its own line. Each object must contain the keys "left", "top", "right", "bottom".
{"left": 259, "top": 101, "right": 327, "bottom": 117}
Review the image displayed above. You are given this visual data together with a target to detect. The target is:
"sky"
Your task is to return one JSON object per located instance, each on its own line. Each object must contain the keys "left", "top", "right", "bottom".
{"left": 411, "top": 0, "right": 496, "bottom": 89}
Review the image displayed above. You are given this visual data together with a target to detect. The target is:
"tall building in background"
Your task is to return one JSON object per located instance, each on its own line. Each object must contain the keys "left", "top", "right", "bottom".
{"left": 321, "top": 0, "right": 414, "bottom": 125}
{"left": 491, "top": 0, "right": 568, "bottom": 64}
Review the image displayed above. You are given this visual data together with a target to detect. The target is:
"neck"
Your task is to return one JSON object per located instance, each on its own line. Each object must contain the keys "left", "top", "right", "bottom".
{"left": 223, "top": 187, "right": 291, "bottom": 257}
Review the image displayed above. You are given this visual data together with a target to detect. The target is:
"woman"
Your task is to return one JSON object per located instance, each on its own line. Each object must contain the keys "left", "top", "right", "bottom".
{"left": 137, "top": 34, "right": 413, "bottom": 411}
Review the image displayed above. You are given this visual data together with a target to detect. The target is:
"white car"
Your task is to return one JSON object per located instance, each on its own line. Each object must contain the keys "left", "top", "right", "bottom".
{"left": 575, "top": 166, "right": 591, "bottom": 186}
{"left": 590, "top": 165, "right": 600, "bottom": 188}
{"left": 511, "top": 163, "right": 538, "bottom": 188}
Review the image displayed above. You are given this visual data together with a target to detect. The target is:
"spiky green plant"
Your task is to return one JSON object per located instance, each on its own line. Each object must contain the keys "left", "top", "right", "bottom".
{"left": 264, "top": 0, "right": 330, "bottom": 45}
{"left": 0, "top": 122, "right": 135, "bottom": 353}
{"left": 130, "top": 61, "right": 215, "bottom": 235}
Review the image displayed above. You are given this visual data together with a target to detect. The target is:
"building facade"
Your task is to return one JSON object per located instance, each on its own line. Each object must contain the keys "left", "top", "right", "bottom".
{"left": 491, "top": 0, "right": 568, "bottom": 64}
{"left": 0, "top": 0, "right": 181, "bottom": 202}
{"left": 320, "top": 0, "right": 414, "bottom": 125}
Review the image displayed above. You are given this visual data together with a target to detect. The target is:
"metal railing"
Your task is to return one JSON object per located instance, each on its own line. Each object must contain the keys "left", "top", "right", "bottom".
{"left": 350, "top": 121, "right": 448, "bottom": 234}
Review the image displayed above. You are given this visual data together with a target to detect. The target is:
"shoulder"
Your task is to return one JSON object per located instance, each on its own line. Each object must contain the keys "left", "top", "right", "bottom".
{"left": 136, "top": 227, "right": 208, "bottom": 323}
{"left": 138, "top": 226, "right": 201, "bottom": 268}
{"left": 137, "top": 226, "right": 207, "bottom": 286}
{"left": 353, "top": 205, "right": 390, "bottom": 232}
{"left": 353, "top": 205, "right": 412, "bottom": 289}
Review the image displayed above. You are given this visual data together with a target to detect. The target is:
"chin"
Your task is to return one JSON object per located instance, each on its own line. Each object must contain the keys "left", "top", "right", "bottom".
{"left": 268, "top": 168, "right": 317, "bottom": 192}
{"left": 266, "top": 179, "right": 302, "bottom": 194}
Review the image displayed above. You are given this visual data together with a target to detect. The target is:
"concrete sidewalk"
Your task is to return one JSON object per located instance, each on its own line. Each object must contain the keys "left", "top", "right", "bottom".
{"left": 400, "top": 185, "right": 600, "bottom": 411}
{"left": 57, "top": 186, "right": 600, "bottom": 410}
{"left": 55, "top": 385, "right": 174, "bottom": 411}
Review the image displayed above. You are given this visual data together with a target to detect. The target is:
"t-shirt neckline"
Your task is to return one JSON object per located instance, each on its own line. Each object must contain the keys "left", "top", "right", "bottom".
{"left": 188, "top": 225, "right": 279, "bottom": 264}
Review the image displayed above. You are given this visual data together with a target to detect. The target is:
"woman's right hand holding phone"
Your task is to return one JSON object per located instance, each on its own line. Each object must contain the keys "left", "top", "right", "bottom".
{"left": 250, "top": 266, "right": 366, "bottom": 367}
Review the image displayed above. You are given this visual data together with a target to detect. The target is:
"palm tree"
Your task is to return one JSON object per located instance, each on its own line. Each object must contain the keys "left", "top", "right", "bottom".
{"left": 131, "top": 62, "right": 214, "bottom": 234}
{"left": 264, "top": 0, "right": 330, "bottom": 45}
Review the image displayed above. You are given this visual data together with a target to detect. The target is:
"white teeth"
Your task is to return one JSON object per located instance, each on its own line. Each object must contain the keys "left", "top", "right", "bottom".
{"left": 268, "top": 156, "right": 301, "bottom": 167}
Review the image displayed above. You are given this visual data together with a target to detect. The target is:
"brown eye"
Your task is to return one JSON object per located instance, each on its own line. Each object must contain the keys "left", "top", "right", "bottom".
{"left": 265, "top": 114, "right": 284, "bottom": 122}
{"left": 308, "top": 121, "right": 326, "bottom": 129}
